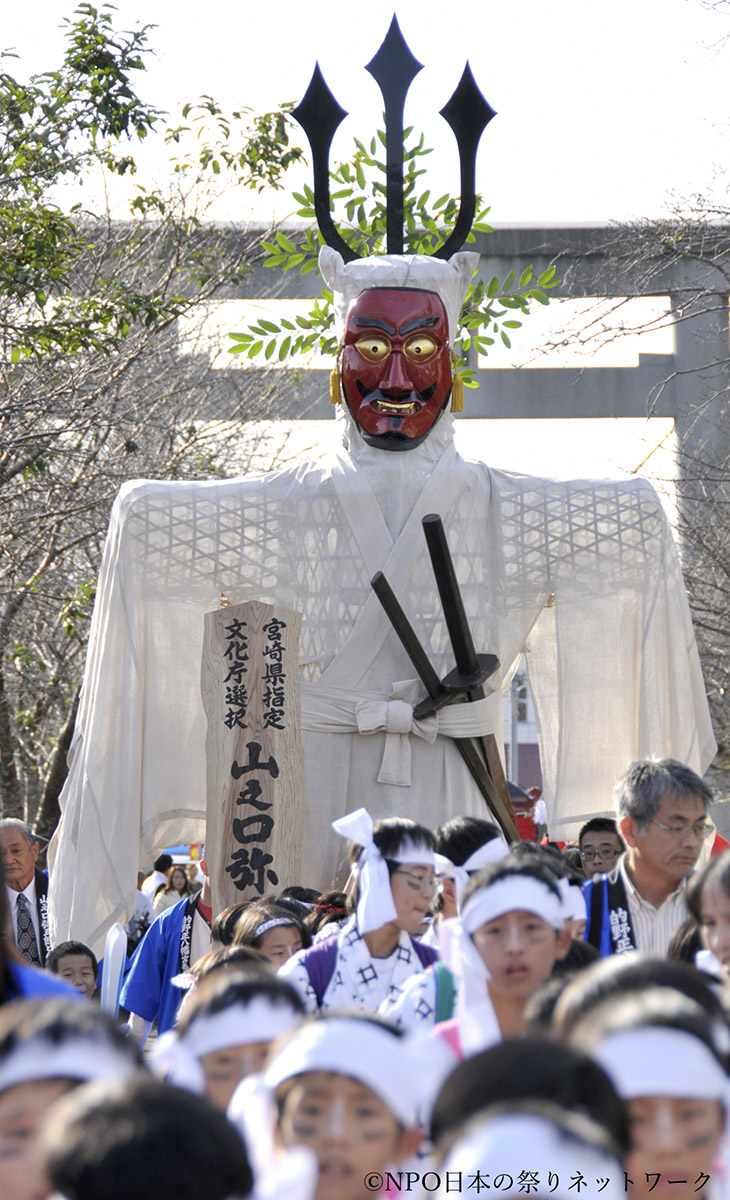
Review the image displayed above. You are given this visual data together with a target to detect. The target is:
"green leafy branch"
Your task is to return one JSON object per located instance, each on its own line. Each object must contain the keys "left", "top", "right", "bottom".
{"left": 229, "top": 128, "right": 559, "bottom": 380}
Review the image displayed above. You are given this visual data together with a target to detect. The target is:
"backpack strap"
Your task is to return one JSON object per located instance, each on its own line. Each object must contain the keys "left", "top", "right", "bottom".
{"left": 433, "top": 961, "right": 455, "bottom": 1024}
{"left": 302, "top": 936, "right": 339, "bottom": 1006}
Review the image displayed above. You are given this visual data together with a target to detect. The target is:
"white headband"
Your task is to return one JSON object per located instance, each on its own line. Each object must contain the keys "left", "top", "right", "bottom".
{"left": 181, "top": 999, "right": 301, "bottom": 1059}
{"left": 435, "top": 838, "right": 510, "bottom": 906}
{"left": 332, "top": 807, "right": 434, "bottom": 934}
{"left": 0, "top": 1038, "right": 137, "bottom": 1094}
{"left": 265, "top": 1019, "right": 433, "bottom": 1128}
{"left": 592, "top": 1027, "right": 729, "bottom": 1102}
{"left": 557, "top": 877, "right": 588, "bottom": 923}
{"left": 255, "top": 917, "right": 298, "bottom": 939}
{"left": 460, "top": 875, "right": 565, "bottom": 934}
{"left": 441, "top": 1112, "right": 624, "bottom": 1200}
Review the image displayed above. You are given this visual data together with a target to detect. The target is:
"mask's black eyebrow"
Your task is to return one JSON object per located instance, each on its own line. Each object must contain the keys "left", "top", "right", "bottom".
{"left": 352, "top": 316, "right": 396, "bottom": 334}
{"left": 399, "top": 316, "right": 440, "bottom": 334}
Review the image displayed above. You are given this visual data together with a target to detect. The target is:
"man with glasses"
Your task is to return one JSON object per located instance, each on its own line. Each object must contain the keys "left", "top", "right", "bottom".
{"left": 583, "top": 758, "right": 714, "bottom": 957}
{"left": 578, "top": 819, "right": 625, "bottom": 880}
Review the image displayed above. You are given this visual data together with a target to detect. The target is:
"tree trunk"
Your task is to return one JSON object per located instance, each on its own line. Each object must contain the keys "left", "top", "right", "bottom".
{"left": 35, "top": 686, "right": 80, "bottom": 843}
{"left": 0, "top": 656, "right": 23, "bottom": 818}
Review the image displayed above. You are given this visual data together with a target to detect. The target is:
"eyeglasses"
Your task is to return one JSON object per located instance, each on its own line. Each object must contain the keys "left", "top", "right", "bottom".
{"left": 647, "top": 820, "right": 714, "bottom": 840}
{"left": 580, "top": 846, "right": 621, "bottom": 861}
{"left": 393, "top": 869, "right": 438, "bottom": 893}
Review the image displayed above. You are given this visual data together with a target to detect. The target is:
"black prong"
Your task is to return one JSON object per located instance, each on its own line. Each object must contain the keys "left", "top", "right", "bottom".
{"left": 291, "top": 64, "right": 360, "bottom": 263}
{"left": 365, "top": 15, "right": 423, "bottom": 254}
{"left": 434, "top": 64, "right": 496, "bottom": 260}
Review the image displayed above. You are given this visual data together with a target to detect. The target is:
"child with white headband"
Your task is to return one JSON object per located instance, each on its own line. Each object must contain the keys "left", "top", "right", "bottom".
{"left": 432, "top": 855, "right": 572, "bottom": 1058}
{"left": 429, "top": 815, "right": 508, "bottom": 941}
{"left": 152, "top": 967, "right": 304, "bottom": 1110}
{"left": 233, "top": 902, "right": 309, "bottom": 966}
{"left": 437, "top": 1101, "right": 626, "bottom": 1200}
{"left": 279, "top": 809, "right": 438, "bottom": 1012}
{"left": 568, "top": 989, "right": 730, "bottom": 1200}
{"left": 381, "top": 816, "right": 509, "bottom": 1030}
{"left": 262, "top": 1013, "right": 433, "bottom": 1200}
{"left": 0, "top": 999, "right": 143, "bottom": 1200}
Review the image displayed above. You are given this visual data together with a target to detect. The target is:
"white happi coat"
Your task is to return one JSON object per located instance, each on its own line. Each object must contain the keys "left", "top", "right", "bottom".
{"left": 48, "top": 410, "right": 715, "bottom": 953}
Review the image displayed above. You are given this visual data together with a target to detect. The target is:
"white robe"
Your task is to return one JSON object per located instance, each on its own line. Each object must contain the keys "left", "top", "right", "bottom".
{"left": 48, "top": 410, "right": 715, "bottom": 954}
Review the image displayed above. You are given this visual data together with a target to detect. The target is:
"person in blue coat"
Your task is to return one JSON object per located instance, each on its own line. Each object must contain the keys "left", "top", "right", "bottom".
{"left": 120, "top": 856, "right": 212, "bottom": 1041}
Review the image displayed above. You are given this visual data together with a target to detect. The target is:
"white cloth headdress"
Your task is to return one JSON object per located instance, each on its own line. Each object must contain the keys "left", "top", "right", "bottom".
{"left": 0, "top": 1037, "right": 138, "bottom": 1094}
{"left": 150, "top": 997, "right": 302, "bottom": 1093}
{"left": 319, "top": 247, "right": 480, "bottom": 343}
{"left": 591, "top": 1026, "right": 729, "bottom": 1103}
{"left": 332, "top": 806, "right": 434, "bottom": 934}
{"left": 441, "top": 1111, "right": 625, "bottom": 1200}
{"left": 263, "top": 1016, "right": 445, "bottom": 1128}
{"left": 435, "top": 837, "right": 510, "bottom": 907}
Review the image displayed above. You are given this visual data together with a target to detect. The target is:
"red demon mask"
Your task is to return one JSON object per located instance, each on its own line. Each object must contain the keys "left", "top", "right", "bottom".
{"left": 340, "top": 287, "right": 453, "bottom": 451}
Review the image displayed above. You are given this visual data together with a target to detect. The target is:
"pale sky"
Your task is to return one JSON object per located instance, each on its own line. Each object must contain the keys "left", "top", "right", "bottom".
{"left": 3, "top": 0, "right": 730, "bottom": 224}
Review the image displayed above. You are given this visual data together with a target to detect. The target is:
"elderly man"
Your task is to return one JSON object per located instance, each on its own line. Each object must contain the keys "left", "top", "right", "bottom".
{"left": 583, "top": 758, "right": 713, "bottom": 956}
{"left": 0, "top": 817, "right": 51, "bottom": 965}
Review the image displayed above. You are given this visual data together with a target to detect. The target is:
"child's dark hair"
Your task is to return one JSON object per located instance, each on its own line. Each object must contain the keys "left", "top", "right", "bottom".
{"left": 210, "top": 902, "right": 255, "bottom": 947}
{"left": 431, "top": 1036, "right": 629, "bottom": 1156}
{"left": 47, "top": 941, "right": 99, "bottom": 980}
{"left": 233, "top": 902, "right": 311, "bottom": 951}
{"left": 554, "top": 955, "right": 727, "bottom": 1040}
{"left": 569, "top": 987, "right": 730, "bottom": 1071}
{"left": 306, "top": 891, "right": 349, "bottom": 936}
{"left": 687, "top": 850, "right": 730, "bottom": 924}
{"left": 0, "top": 999, "right": 143, "bottom": 1070}
{"left": 177, "top": 966, "right": 304, "bottom": 1037}
{"left": 436, "top": 1098, "right": 624, "bottom": 1173}
{"left": 462, "top": 854, "right": 563, "bottom": 910}
{"left": 434, "top": 816, "right": 502, "bottom": 865}
{"left": 667, "top": 917, "right": 703, "bottom": 964}
{"left": 189, "top": 944, "right": 269, "bottom": 983}
{"left": 346, "top": 817, "right": 435, "bottom": 912}
{"left": 509, "top": 840, "right": 584, "bottom": 887}
{"left": 354, "top": 817, "right": 434, "bottom": 866}
{"left": 40, "top": 1076, "right": 253, "bottom": 1200}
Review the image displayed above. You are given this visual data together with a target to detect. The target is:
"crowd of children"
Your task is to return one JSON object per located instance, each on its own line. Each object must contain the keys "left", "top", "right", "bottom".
{"left": 1, "top": 757, "right": 730, "bottom": 1200}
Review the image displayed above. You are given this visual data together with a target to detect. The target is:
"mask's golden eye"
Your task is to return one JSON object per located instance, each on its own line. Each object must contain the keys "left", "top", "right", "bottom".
{"left": 354, "top": 335, "right": 391, "bottom": 363}
{"left": 404, "top": 334, "right": 438, "bottom": 362}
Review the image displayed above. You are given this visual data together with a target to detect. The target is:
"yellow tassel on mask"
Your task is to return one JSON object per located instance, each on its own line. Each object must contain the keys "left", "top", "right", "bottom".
{"left": 330, "top": 352, "right": 342, "bottom": 404}
{"left": 449, "top": 351, "right": 464, "bottom": 413}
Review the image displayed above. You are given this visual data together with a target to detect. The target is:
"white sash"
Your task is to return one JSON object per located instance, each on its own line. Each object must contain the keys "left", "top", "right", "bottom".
{"left": 302, "top": 679, "right": 501, "bottom": 786}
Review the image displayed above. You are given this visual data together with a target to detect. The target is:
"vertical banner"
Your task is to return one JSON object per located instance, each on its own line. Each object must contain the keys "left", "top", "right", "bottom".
{"left": 201, "top": 601, "right": 304, "bottom": 918}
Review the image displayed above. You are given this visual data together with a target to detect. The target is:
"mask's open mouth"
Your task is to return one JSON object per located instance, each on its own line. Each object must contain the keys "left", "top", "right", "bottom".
{"left": 371, "top": 399, "right": 419, "bottom": 415}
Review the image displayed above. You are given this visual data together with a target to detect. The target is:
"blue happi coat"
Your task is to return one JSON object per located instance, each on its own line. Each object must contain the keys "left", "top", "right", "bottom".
{"left": 120, "top": 894, "right": 199, "bottom": 1034}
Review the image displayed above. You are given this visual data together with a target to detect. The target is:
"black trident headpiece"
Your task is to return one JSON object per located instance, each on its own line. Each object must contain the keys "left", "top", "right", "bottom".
{"left": 291, "top": 15, "right": 496, "bottom": 264}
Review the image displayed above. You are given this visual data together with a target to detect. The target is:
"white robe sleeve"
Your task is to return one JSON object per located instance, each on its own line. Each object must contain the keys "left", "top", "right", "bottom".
{"left": 524, "top": 477, "right": 715, "bottom": 838}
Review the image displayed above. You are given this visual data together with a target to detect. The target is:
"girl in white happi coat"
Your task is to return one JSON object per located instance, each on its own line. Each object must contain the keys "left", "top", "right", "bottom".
{"left": 278, "top": 808, "right": 438, "bottom": 1013}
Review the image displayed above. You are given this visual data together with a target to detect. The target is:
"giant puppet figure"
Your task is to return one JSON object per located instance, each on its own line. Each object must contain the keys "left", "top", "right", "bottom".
{"left": 48, "top": 21, "right": 715, "bottom": 953}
